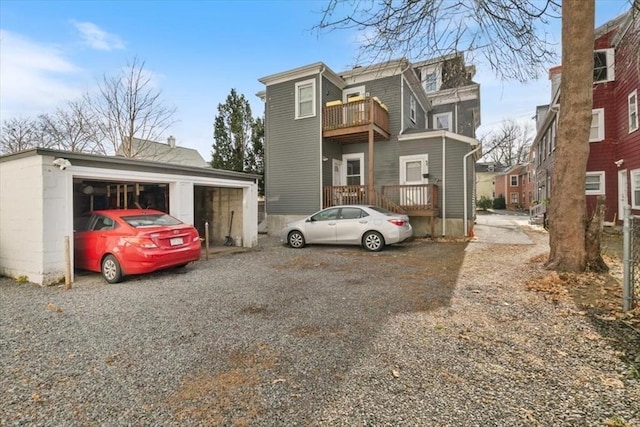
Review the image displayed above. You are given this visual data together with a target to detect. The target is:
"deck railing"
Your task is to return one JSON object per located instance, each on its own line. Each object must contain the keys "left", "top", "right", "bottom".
{"left": 322, "top": 184, "right": 438, "bottom": 215}
{"left": 322, "top": 98, "right": 390, "bottom": 134}
{"left": 381, "top": 184, "right": 438, "bottom": 212}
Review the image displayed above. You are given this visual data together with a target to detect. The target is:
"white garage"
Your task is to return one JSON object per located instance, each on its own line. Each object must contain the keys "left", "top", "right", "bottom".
{"left": 0, "top": 148, "right": 259, "bottom": 285}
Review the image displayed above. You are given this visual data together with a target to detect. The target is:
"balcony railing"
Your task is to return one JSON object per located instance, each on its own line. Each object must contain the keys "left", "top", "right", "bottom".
{"left": 322, "top": 98, "right": 390, "bottom": 143}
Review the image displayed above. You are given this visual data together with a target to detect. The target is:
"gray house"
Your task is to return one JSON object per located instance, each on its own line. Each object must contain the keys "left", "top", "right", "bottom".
{"left": 258, "top": 53, "right": 481, "bottom": 237}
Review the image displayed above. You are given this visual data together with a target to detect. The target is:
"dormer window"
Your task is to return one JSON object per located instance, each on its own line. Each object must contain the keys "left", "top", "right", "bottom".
{"left": 421, "top": 64, "right": 442, "bottom": 93}
{"left": 593, "top": 49, "right": 615, "bottom": 83}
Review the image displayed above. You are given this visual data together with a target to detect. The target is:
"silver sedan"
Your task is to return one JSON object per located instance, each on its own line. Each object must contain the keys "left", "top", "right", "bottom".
{"left": 280, "top": 205, "right": 413, "bottom": 252}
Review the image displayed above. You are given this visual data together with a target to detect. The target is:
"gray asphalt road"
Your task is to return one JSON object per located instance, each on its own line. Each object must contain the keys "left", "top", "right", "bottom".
{"left": 472, "top": 210, "right": 539, "bottom": 245}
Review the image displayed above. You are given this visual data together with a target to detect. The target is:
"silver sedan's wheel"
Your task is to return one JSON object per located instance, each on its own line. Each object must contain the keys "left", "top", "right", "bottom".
{"left": 363, "top": 231, "right": 384, "bottom": 252}
{"left": 288, "top": 231, "right": 305, "bottom": 249}
{"left": 101, "top": 255, "right": 123, "bottom": 284}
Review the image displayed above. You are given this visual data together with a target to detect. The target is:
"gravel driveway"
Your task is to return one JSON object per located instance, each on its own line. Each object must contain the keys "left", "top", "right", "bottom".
{"left": 1, "top": 229, "right": 638, "bottom": 426}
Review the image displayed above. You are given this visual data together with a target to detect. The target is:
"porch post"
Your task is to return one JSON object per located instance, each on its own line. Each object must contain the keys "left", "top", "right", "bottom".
{"left": 368, "top": 98, "right": 375, "bottom": 204}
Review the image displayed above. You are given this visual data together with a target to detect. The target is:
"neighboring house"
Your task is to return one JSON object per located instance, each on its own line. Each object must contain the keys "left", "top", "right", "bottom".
{"left": 116, "top": 136, "right": 210, "bottom": 168}
{"left": 495, "top": 163, "right": 528, "bottom": 210}
{"left": 475, "top": 162, "right": 506, "bottom": 201}
{"left": 531, "top": 9, "right": 639, "bottom": 223}
{"left": 0, "top": 148, "right": 259, "bottom": 285}
{"left": 258, "top": 53, "right": 481, "bottom": 237}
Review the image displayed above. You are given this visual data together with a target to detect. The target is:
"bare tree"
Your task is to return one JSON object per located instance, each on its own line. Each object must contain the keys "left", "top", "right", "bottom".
{"left": 0, "top": 117, "right": 45, "bottom": 154}
{"left": 86, "top": 57, "right": 177, "bottom": 157}
{"left": 480, "top": 119, "right": 533, "bottom": 166}
{"left": 38, "top": 99, "right": 106, "bottom": 154}
{"left": 317, "top": 0, "right": 623, "bottom": 272}
{"left": 317, "top": 0, "right": 560, "bottom": 81}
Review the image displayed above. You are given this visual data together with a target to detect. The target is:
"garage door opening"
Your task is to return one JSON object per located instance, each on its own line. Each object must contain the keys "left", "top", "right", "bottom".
{"left": 73, "top": 179, "right": 169, "bottom": 218}
{"left": 194, "top": 186, "right": 243, "bottom": 246}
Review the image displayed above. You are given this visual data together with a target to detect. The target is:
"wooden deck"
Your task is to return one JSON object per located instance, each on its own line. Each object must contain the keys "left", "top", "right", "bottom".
{"left": 323, "top": 184, "right": 439, "bottom": 235}
{"left": 322, "top": 98, "right": 390, "bottom": 144}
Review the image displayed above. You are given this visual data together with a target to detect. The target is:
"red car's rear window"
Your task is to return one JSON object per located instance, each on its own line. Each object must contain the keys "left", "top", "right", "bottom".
{"left": 122, "top": 214, "right": 183, "bottom": 228}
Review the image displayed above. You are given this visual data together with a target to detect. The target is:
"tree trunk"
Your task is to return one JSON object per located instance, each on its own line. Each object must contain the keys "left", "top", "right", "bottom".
{"left": 545, "top": 0, "right": 595, "bottom": 272}
{"left": 585, "top": 196, "right": 609, "bottom": 272}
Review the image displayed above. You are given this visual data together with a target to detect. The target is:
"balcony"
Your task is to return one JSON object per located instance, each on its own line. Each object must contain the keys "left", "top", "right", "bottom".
{"left": 322, "top": 97, "right": 390, "bottom": 144}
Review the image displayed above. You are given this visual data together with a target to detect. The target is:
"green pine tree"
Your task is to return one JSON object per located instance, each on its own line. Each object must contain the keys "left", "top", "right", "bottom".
{"left": 211, "top": 89, "right": 253, "bottom": 172}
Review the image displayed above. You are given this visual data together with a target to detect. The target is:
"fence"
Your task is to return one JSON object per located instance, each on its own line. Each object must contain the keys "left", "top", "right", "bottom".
{"left": 622, "top": 205, "right": 638, "bottom": 312}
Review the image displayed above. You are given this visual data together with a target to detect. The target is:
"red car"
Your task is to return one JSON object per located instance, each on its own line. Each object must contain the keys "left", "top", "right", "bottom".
{"left": 74, "top": 209, "right": 201, "bottom": 283}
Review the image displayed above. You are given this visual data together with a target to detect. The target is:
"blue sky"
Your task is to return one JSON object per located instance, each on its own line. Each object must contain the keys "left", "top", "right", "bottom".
{"left": 0, "top": 0, "right": 633, "bottom": 160}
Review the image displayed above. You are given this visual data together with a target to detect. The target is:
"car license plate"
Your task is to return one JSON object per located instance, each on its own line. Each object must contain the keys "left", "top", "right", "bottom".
{"left": 170, "top": 237, "right": 183, "bottom": 246}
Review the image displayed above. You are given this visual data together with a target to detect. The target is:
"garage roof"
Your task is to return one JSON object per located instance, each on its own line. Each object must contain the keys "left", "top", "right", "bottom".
{"left": 0, "top": 148, "right": 260, "bottom": 182}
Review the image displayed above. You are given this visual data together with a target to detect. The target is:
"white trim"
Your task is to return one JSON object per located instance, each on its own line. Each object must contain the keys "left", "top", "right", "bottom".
{"left": 398, "top": 129, "right": 480, "bottom": 148}
{"left": 433, "top": 112, "right": 453, "bottom": 131}
{"left": 399, "top": 154, "right": 429, "bottom": 184}
{"left": 631, "top": 169, "right": 640, "bottom": 209}
{"left": 342, "top": 152, "right": 365, "bottom": 185}
{"left": 259, "top": 62, "right": 345, "bottom": 89}
{"left": 510, "top": 175, "right": 518, "bottom": 187}
{"left": 593, "top": 48, "right": 615, "bottom": 83}
{"left": 589, "top": 108, "right": 605, "bottom": 142}
{"left": 585, "top": 171, "right": 605, "bottom": 195}
{"left": 342, "top": 85, "right": 366, "bottom": 103}
{"left": 427, "top": 84, "right": 480, "bottom": 106}
{"left": 618, "top": 169, "right": 628, "bottom": 221}
{"left": 629, "top": 90, "right": 638, "bottom": 133}
{"left": 295, "top": 79, "right": 316, "bottom": 120}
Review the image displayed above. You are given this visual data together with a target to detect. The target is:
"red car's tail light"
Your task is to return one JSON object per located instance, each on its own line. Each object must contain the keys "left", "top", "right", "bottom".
{"left": 120, "top": 237, "right": 158, "bottom": 248}
{"left": 387, "top": 219, "right": 406, "bottom": 226}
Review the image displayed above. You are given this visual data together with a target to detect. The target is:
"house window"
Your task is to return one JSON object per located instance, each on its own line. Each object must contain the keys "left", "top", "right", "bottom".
{"left": 344, "top": 153, "right": 364, "bottom": 186}
{"left": 631, "top": 169, "right": 640, "bottom": 209}
{"left": 433, "top": 112, "right": 452, "bottom": 131}
{"left": 585, "top": 171, "right": 605, "bottom": 195}
{"left": 421, "top": 65, "right": 441, "bottom": 93}
{"left": 593, "top": 49, "right": 615, "bottom": 83}
{"left": 295, "top": 79, "right": 316, "bottom": 119}
{"left": 629, "top": 90, "right": 638, "bottom": 133}
{"left": 400, "top": 154, "right": 429, "bottom": 184}
{"left": 510, "top": 192, "right": 519, "bottom": 204}
{"left": 589, "top": 108, "right": 605, "bottom": 142}
{"left": 409, "top": 96, "right": 416, "bottom": 123}
{"left": 510, "top": 175, "right": 518, "bottom": 186}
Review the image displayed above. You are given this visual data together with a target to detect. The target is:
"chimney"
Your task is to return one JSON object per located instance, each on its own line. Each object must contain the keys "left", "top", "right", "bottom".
{"left": 548, "top": 65, "right": 562, "bottom": 101}
{"left": 167, "top": 135, "right": 176, "bottom": 148}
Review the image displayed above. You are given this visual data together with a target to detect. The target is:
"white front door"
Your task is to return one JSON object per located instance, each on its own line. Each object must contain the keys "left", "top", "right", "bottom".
{"left": 618, "top": 169, "right": 628, "bottom": 222}
{"left": 400, "top": 154, "right": 429, "bottom": 206}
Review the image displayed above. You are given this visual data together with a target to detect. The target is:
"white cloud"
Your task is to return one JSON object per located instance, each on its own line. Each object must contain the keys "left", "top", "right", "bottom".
{"left": 72, "top": 21, "right": 125, "bottom": 51}
{"left": 0, "top": 30, "right": 83, "bottom": 118}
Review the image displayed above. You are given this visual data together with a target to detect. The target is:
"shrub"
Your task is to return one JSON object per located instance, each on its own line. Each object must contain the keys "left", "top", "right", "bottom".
{"left": 477, "top": 196, "right": 492, "bottom": 210}
{"left": 493, "top": 195, "right": 506, "bottom": 210}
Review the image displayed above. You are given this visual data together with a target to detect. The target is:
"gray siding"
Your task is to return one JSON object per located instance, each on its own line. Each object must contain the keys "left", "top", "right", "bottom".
{"left": 398, "top": 136, "right": 475, "bottom": 219}
{"left": 429, "top": 97, "right": 479, "bottom": 138}
{"left": 265, "top": 75, "right": 321, "bottom": 215}
{"left": 401, "top": 78, "right": 427, "bottom": 133}
{"left": 321, "top": 77, "right": 345, "bottom": 187}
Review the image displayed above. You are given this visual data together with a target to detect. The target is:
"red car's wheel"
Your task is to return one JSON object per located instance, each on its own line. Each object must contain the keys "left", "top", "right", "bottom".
{"left": 101, "top": 255, "right": 123, "bottom": 284}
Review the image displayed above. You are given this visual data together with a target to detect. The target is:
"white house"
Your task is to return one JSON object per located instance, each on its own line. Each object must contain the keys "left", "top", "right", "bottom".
{"left": 0, "top": 148, "right": 259, "bottom": 285}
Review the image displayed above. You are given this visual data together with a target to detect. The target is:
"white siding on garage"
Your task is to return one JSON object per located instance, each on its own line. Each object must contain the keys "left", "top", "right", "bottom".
{"left": 0, "top": 152, "right": 259, "bottom": 285}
